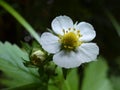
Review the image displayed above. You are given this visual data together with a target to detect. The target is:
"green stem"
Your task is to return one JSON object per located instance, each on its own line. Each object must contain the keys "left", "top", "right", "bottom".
{"left": 0, "top": 0, "right": 40, "bottom": 43}
{"left": 64, "top": 80, "right": 71, "bottom": 90}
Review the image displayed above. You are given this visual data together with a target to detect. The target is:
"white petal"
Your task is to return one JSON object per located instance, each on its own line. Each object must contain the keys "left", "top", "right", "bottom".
{"left": 76, "top": 22, "right": 96, "bottom": 42}
{"left": 53, "top": 50, "right": 82, "bottom": 68}
{"left": 40, "top": 32, "right": 61, "bottom": 53}
{"left": 77, "top": 43, "right": 99, "bottom": 63}
{"left": 51, "top": 15, "right": 73, "bottom": 35}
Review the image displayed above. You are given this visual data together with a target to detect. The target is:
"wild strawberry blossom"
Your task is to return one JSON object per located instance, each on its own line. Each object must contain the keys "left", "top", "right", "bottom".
{"left": 40, "top": 15, "right": 99, "bottom": 68}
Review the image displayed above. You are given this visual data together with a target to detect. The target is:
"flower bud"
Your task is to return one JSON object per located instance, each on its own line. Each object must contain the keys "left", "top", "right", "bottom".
{"left": 30, "top": 50, "right": 46, "bottom": 66}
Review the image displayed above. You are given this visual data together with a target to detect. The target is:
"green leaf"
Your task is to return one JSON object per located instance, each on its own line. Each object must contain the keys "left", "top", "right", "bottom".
{"left": 48, "top": 67, "right": 70, "bottom": 90}
{"left": 82, "top": 57, "right": 113, "bottom": 90}
{"left": 66, "top": 68, "right": 79, "bottom": 90}
{"left": 110, "top": 56, "right": 120, "bottom": 90}
{"left": 0, "top": 42, "right": 40, "bottom": 88}
{"left": 110, "top": 76, "right": 120, "bottom": 90}
{"left": 3, "top": 83, "right": 41, "bottom": 90}
{"left": 48, "top": 67, "right": 64, "bottom": 90}
{"left": 48, "top": 67, "right": 79, "bottom": 90}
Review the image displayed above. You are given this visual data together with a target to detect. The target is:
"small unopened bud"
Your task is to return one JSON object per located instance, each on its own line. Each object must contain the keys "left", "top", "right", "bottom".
{"left": 30, "top": 50, "right": 46, "bottom": 66}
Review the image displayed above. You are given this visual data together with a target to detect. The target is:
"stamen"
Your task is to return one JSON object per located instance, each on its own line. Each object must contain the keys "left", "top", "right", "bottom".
{"left": 63, "top": 29, "right": 65, "bottom": 33}
{"left": 66, "top": 31, "right": 68, "bottom": 33}
{"left": 60, "top": 32, "right": 82, "bottom": 50}
{"left": 78, "top": 34, "right": 81, "bottom": 37}
{"left": 68, "top": 46, "right": 73, "bottom": 49}
{"left": 68, "top": 28, "right": 71, "bottom": 30}
{"left": 77, "top": 30, "right": 80, "bottom": 33}
{"left": 73, "top": 28, "right": 76, "bottom": 31}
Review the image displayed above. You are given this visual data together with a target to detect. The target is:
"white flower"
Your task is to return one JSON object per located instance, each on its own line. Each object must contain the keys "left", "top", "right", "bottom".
{"left": 40, "top": 15, "right": 99, "bottom": 68}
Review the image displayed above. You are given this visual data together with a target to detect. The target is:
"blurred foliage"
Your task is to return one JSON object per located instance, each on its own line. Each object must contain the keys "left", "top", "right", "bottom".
{"left": 48, "top": 68, "right": 79, "bottom": 90}
{"left": 82, "top": 57, "right": 113, "bottom": 90}
{"left": 107, "top": 11, "right": 120, "bottom": 37}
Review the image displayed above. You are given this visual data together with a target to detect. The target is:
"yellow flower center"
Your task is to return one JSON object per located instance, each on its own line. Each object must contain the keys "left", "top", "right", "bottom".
{"left": 59, "top": 28, "right": 82, "bottom": 50}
